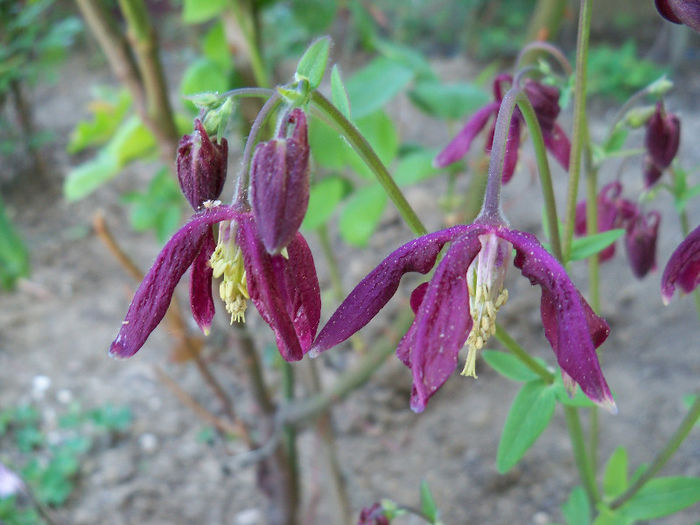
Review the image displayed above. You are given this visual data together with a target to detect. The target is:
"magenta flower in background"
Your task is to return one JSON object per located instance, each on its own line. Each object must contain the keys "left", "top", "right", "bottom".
{"left": 643, "top": 102, "right": 680, "bottom": 188}
{"left": 655, "top": 0, "right": 700, "bottom": 32}
{"left": 250, "top": 108, "right": 310, "bottom": 255}
{"left": 110, "top": 205, "right": 321, "bottom": 362}
{"left": 661, "top": 224, "right": 700, "bottom": 303}
{"left": 311, "top": 218, "right": 614, "bottom": 413}
{"left": 625, "top": 211, "right": 661, "bottom": 279}
{"left": 434, "top": 75, "right": 570, "bottom": 183}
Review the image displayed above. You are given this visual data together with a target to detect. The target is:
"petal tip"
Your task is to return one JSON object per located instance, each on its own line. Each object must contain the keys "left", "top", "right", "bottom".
{"left": 600, "top": 397, "right": 618, "bottom": 415}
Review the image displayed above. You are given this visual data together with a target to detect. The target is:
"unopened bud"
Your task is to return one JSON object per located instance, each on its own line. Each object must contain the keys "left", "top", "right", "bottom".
{"left": 625, "top": 211, "right": 661, "bottom": 279}
{"left": 645, "top": 102, "right": 680, "bottom": 174}
{"left": 176, "top": 119, "right": 228, "bottom": 210}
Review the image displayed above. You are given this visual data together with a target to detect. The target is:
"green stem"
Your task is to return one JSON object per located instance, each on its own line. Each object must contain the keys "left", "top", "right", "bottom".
{"left": 310, "top": 90, "right": 427, "bottom": 236}
{"left": 228, "top": 0, "right": 270, "bottom": 88}
{"left": 562, "top": 0, "right": 593, "bottom": 262}
{"left": 282, "top": 362, "right": 300, "bottom": 509}
{"left": 515, "top": 92, "right": 563, "bottom": 261}
{"left": 565, "top": 405, "right": 600, "bottom": 505}
{"left": 494, "top": 324, "right": 554, "bottom": 383}
{"left": 610, "top": 393, "right": 700, "bottom": 510}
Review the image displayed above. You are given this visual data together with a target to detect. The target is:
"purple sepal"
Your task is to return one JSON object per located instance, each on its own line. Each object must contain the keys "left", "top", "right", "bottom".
{"left": 524, "top": 80, "right": 561, "bottom": 133}
{"left": 543, "top": 123, "right": 571, "bottom": 171}
{"left": 498, "top": 228, "right": 615, "bottom": 410}
{"left": 656, "top": 0, "right": 683, "bottom": 22}
{"left": 311, "top": 226, "right": 471, "bottom": 355}
{"left": 434, "top": 102, "right": 500, "bottom": 168}
{"left": 177, "top": 119, "right": 228, "bottom": 210}
{"left": 250, "top": 109, "right": 310, "bottom": 255}
{"left": 645, "top": 102, "right": 680, "bottom": 174}
{"left": 625, "top": 211, "right": 660, "bottom": 279}
{"left": 110, "top": 206, "right": 239, "bottom": 358}
{"left": 656, "top": 0, "right": 700, "bottom": 31}
{"left": 190, "top": 229, "right": 216, "bottom": 334}
{"left": 661, "top": 224, "right": 700, "bottom": 303}
{"left": 238, "top": 215, "right": 320, "bottom": 361}
{"left": 398, "top": 227, "right": 485, "bottom": 412}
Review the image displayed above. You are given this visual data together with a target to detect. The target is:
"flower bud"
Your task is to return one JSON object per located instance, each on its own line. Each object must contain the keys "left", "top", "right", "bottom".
{"left": 644, "top": 102, "right": 680, "bottom": 183}
{"left": 625, "top": 211, "right": 661, "bottom": 279}
{"left": 656, "top": 0, "right": 700, "bottom": 32}
{"left": 250, "top": 108, "right": 310, "bottom": 255}
{"left": 177, "top": 119, "right": 228, "bottom": 210}
{"left": 524, "top": 79, "right": 561, "bottom": 133}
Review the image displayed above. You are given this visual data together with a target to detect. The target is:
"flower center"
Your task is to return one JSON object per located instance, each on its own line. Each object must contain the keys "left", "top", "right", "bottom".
{"left": 461, "top": 233, "right": 511, "bottom": 378}
{"left": 209, "top": 224, "right": 249, "bottom": 323}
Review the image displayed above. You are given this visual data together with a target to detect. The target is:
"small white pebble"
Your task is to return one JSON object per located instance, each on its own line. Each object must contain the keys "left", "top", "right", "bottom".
{"left": 234, "top": 508, "right": 263, "bottom": 525}
{"left": 56, "top": 389, "right": 73, "bottom": 404}
{"left": 139, "top": 433, "right": 158, "bottom": 453}
{"left": 533, "top": 511, "right": 550, "bottom": 525}
{"left": 31, "top": 375, "right": 51, "bottom": 399}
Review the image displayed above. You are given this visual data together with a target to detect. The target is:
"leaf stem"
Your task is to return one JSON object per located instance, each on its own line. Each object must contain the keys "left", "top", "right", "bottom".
{"left": 494, "top": 324, "right": 554, "bottom": 383}
{"left": 610, "top": 392, "right": 700, "bottom": 509}
{"left": 562, "top": 0, "right": 593, "bottom": 262}
{"left": 310, "top": 90, "right": 427, "bottom": 236}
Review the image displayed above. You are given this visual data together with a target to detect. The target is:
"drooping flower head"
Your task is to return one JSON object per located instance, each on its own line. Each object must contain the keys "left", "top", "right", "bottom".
{"left": 661, "top": 224, "right": 700, "bottom": 304}
{"left": 250, "top": 108, "right": 310, "bottom": 255}
{"left": 434, "top": 74, "right": 570, "bottom": 183}
{"left": 655, "top": 0, "right": 700, "bottom": 32}
{"left": 643, "top": 102, "right": 680, "bottom": 188}
{"left": 111, "top": 114, "right": 321, "bottom": 362}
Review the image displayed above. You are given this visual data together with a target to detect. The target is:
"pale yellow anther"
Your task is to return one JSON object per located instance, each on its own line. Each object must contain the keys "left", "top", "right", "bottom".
{"left": 210, "top": 236, "right": 249, "bottom": 324}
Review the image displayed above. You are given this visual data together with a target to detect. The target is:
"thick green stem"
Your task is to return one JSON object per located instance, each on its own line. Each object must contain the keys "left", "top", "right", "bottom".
{"left": 282, "top": 362, "right": 300, "bottom": 512}
{"left": 310, "top": 91, "right": 427, "bottom": 236}
{"left": 611, "top": 393, "right": 700, "bottom": 510}
{"left": 494, "top": 324, "right": 554, "bottom": 383}
{"left": 565, "top": 405, "right": 600, "bottom": 506}
{"left": 516, "top": 92, "right": 563, "bottom": 261}
{"left": 562, "top": 0, "right": 593, "bottom": 262}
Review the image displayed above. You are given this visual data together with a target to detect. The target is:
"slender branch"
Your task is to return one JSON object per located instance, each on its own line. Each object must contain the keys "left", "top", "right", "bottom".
{"left": 515, "top": 91, "right": 563, "bottom": 261}
{"left": 310, "top": 90, "right": 427, "bottom": 236}
{"left": 494, "top": 324, "right": 555, "bottom": 383}
{"left": 226, "top": 0, "right": 270, "bottom": 88}
{"left": 562, "top": 0, "right": 593, "bottom": 262}
{"left": 610, "top": 393, "right": 700, "bottom": 509}
{"left": 516, "top": 41, "right": 573, "bottom": 76}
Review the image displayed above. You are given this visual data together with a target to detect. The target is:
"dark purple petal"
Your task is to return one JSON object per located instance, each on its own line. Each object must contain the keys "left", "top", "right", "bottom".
{"left": 645, "top": 102, "right": 680, "bottom": 170}
{"left": 237, "top": 215, "right": 318, "bottom": 361}
{"left": 110, "top": 205, "right": 239, "bottom": 358}
{"left": 311, "top": 225, "right": 473, "bottom": 355}
{"left": 357, "top": 503, "right": 389, "bottom": 525}
{"left": 574, "top": 200, "right": 587, "bottom": 236}
{"left": 644, "top": 157, "right": 664, "bottom": 188}
{"left": 656, "top": 0, "right": 683, "bottom": 22}
{"left": 543, "top": 123, "right": 571, "bottom": 171}
{"left": 250, "top": 109, "right": 310, "bottom": 254}
{"left": 398, "top": 228, "right": 486, "bottom": 413}
{"left": 625, "top": 211, "right": 660, "bottom": 279}
{"left": 661, "top": 224, "right": 700, "bottom": 303}
{"left": 492, "top": 73, "right": 513, "bottom": 102}
{"left": 496, "top": 228, "right": 615, "bottom": 411}
{"left": 272, "top": 232, "right": 321, "bottom": 351}
{"left": 524, "top": 80, "right": 561, "bottom": 133}
{"left": 501, "top": 114, "right": 521, "bottom": 184}
{"left": 656, "top": 0, "right": 700, "bottom": 31}
{"left": 177, "top": 119, "right": 228, "bottom": 210}
{"left": 434, "top": 102, "right": 499, "bottom": 168}
{"left": 190, "top": 229, "right": 216, "bottom": 334}
{"left": 409, "top": 282, "right": 429, "bottom": 314}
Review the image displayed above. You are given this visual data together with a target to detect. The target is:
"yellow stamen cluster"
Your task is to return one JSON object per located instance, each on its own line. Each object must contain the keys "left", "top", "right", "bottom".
{"left": 209, "top": 239, "right": 249, "bottom": 323}
{"left": 461, "top": 283, "right": 508, "bottom": 378}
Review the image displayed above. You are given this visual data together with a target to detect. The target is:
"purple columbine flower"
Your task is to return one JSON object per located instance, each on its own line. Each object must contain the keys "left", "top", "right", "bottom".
{"left": 643, "top": 102, "right": 680, "bottom": 188}
{"left": 434, "top": 75, "right": 570, "bottom": 183}
{"left": 656, "top": 0, "right": 700, "bottom": 32}
{"left": 625, "top": 211, "right": 661, "bottom": 279}
{"left": 661, "top": 224, "right": 700, "bottom": 303}
{"left": 311, "top": 215, "right": 615, "bottom": 413}
{"left": 177, "top": 119, "right": 228, "bottom": 210}
{"left": 250, "top": 108, "right": 310, "bottom": 255}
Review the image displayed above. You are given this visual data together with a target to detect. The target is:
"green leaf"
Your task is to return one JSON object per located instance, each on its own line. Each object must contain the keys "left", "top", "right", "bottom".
{"left": 621, "top": 477, "right": 700, "bottom": 520}
{"left": 562, "top": 486, "right": 590, "bottom": 525}
{"left": 295, "top": 36, "right": 331, "bottom": 89}
{"left": 420, "top": 480, "right": 439, "bottom": 523}
{"left": 603, "top": 447, "right": 628, "bottom": 499}
{"left": 346, "top": 58, "right": 414, "bottom": 118}
{"left": 302, "top": 176, "right": 350, "bottom": 230}
{"left": 569, "top": 229, "right": 625, "bottom": 262}
{"left": 338, "top": 185, "right": 387, "bottom": 246}
{"left": 331, "top": 65, "right": 351, "bottom": 119}
{"left": 106, "top": 115, "right": 157, "bottom": 166}
{"left": 123, "top": 169, "right": 183, "bottom": 242}
{"left": 308, "top": 116, "right": 352, "bottom": 170}
{"left": 409, "top": 81, "right": 489, "bottom": 120}
{"left": 374, "top": 39, "right": 437, "bottom": 82}
{"left": 394, "top": 149, "right": 440, "bottom": 187}
{"left": 182, "top": 0, "right": 227, "bottom": 24}
{"left": 63, "top": 151, "right": 120, "bottom": 201}
{"left": 481, "top": 350, "right": 544, "bottom": 382}
{"left": 202, "top": 21, "right": 233, "bottom": 72}
{"left": 89, "top": 404, "right": 132, "bottom": 431}
{"left": 0, "top": 196, "right": 30, "bottom": 290}
{"left": 603, "top": 126, "right": 629, "bottom": 155}
{"left": 180, "top": 58, "right": 230, "bottom": 112}
{"left": 67, "top": 89, "right": 132, "bottom": 154}
{"left": 290, "top": 0, "right": 337, "bottom": 33}
{"left": 496, "top": 380, "right": 556, "bottom": 473}
{"left": 347, "top": 110, "right": 399, "bottom": 178}
{"left": 592, "top": 507, "right": 625, "bottom": 525}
